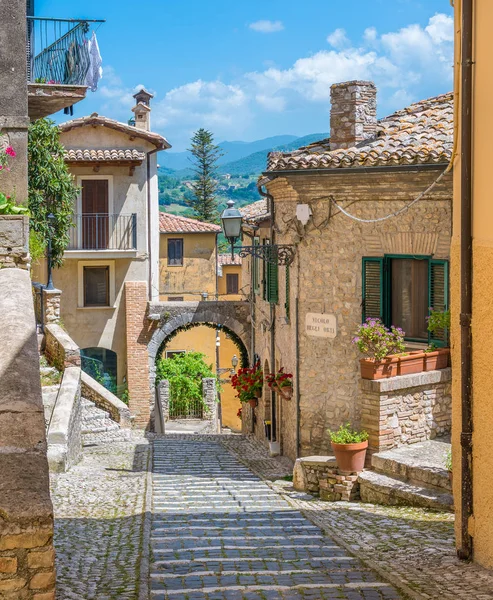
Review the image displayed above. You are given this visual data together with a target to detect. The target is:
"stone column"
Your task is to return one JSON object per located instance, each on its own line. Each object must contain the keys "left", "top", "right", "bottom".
{"left": 0, "top": 2, "right": 30, "bottom": 205}
{"left": 202, "top": 378, "right": 218, "bottom": 431}
{"left": 156, "top": 379, "right": 170, "bottom": 434}
{"left": 43, "top": 288, "right": 62, "bottom": 324}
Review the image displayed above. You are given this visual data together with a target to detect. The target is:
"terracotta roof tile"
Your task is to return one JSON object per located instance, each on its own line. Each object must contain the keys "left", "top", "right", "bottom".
{"left": 159, "top": 212, "right": 221, "bottom": 234}
{"left": 59, "top": 113, "right": 171, "bottom": 150}
{"left": 239, "top": 199, "right": 270, "bottom": 223}
{"left": 267, "top": 92, "right": 453, "bottom": 172}
{"left": 65, "top": 148, "right": 145, "bottom": 162}
{"left": 218, "top": 253, "right": 242, "bottom": 266}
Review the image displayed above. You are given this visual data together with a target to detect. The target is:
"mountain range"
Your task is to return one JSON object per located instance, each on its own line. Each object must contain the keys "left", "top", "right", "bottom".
{"left": 159, "top": 133, "right": 327, "bottom": 178}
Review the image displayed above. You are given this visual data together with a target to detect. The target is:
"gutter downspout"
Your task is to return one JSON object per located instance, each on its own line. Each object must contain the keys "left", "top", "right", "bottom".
{"left": 459, "top": 0, "right": 474, "bottom": 562}
{"left": 258, "top": 184, "right": 277, "bottom": 447}
{"left": 146, "top": 148, "right": 160, "bottom": 301}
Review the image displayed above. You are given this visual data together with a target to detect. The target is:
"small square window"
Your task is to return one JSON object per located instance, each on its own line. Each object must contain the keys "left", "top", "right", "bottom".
{"left": 84, "top": 266, "right": 109, "bottom": 307}
{"left": 168, "top": 238, "right": 184, "bottom": 266}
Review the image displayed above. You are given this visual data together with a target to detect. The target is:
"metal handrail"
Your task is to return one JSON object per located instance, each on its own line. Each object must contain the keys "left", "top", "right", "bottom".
{"left": 68, "top": 213, "right": 137, "bottom": 251}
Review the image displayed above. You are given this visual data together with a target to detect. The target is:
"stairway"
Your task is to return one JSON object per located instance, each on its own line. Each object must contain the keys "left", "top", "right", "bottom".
{"left": 81, "top": 398, "right": 131, "bottom": 447}
{"left": 358, "top": 439, "right": 453, "bottom": 512}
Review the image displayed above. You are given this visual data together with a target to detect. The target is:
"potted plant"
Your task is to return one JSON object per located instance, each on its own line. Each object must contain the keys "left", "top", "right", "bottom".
{"left": 425, "top": 309, "right": 451, "bottom": 370}
{"left": 353, "top": 319, "right": 406, "bottom": 379}
{"left": 329, "top": 423, "right": 369, "bottom": 472}
{"left": 266, "top": 368, "right": 293, "bottom": 399}
{"left": 231, "top": 363, "right": 263, "bottom": 408}
{"left": 445, "top": 448, "right": 452, "bottom": 486}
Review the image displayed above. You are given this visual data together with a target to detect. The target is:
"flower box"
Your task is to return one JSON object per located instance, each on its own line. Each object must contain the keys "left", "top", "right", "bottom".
{"left": 360, "top": 348, "right": 450, "bottom": 380}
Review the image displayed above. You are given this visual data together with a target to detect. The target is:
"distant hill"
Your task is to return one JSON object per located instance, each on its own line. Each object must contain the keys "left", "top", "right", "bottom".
{"left": 218, "top": 133, "right": 327, "bottom": 176}
{"left": 161, "top": 134, "right": 299, "bottom": 171}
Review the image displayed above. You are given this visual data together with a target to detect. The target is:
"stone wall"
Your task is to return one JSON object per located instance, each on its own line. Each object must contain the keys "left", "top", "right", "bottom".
{"left": 0, "top": 215, "right": 30, "bottom": 270}
{"left": 361, "top": 368, "right": 452, "bottom": 455}
{"left": 81, "top": 372, "right": 131, "bottom": 428}
{"left": 249, "top": 168, "right": 452, "bottom": 461}
{"left": 47, "top": 367, "right": 83, "bottom": 473}
{"left": 0, "top": 269, "right": 55, "bottom": 599}
{"left": 203, "top": 378, "right": 218, "bottom": 428}
{"left": 293, "top": 456, "right": 360, "bottom": 501}
{"left": 44, "top": 324, "right": 81, "bottom": 371}
{"left": 32, "top": 286, "right": 62, "bottom": 328}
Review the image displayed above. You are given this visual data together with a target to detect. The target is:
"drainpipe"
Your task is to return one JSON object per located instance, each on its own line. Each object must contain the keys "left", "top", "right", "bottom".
{"left": 146, "top": 148, "right": 160, "bottom": 301}
{"left": 258, "top": 184, "right": 277, "bottom": 446}
{"left": 295, "top": 295, "right": 301, "bottom": 457}
{"left": 458, "top": 0, "right": 474, "bottom": 562}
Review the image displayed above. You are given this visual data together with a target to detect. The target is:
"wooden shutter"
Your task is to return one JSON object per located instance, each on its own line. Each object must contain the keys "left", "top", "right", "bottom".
{"left": 429, "top": 259, "right": 449, "bottom": 347}
{"left": 227, "top": 273, "right": 239, "bottom": 294}
{"left": 284, "top": 265, "right": 290, "bottom": 319}
{"left": 266, "top": 247, "right": 279, "bottom": 304}
{"left": 168, "top": 239, "right": 183, "bottom": 266}
{"left": 253, "top": 237, "right": 260, "bottom": 295}
{"left": 362, "top": 258, "right": 384, "bottom": 322}
{"left": 81, "top": 180, "right": 109, "bottom": 249}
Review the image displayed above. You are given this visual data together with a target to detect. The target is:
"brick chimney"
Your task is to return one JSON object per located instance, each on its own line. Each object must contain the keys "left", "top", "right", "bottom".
{"left": 329, "top": 81, "right": 377, "bottom": 150}
{"left": 132, "top": 88, "right": 153, "bottom": 131}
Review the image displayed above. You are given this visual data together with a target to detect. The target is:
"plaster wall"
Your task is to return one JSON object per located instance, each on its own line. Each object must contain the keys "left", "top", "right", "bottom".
{"left": 163, "top": 326, "right": 242, "bottom": 430}
{"left": 159, "top": 232, "right": 217, "bottom": 300}
{"left": 248, "top": 171, "right": 452, "bottom": 460}
{"left": 218, "top": 264, "right": 244, "bottom": 300}
{"left": 451, "top": 0, "right": 493, "bottom": 569}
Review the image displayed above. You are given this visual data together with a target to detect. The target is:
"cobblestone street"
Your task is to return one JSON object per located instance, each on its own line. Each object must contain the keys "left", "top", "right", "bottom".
{"left": 50, "top": 434, "right": 493, "bottom": 600}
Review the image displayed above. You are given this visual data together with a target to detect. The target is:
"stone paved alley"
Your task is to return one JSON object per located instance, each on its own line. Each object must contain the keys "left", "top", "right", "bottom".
{"left": 50, "top": 435, "right": 493, "bottom": 600}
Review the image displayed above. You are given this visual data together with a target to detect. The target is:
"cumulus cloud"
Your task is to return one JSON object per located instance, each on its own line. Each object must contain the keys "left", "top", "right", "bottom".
{"left": 249, "top": 20, "right": 284, "bottom": 33}
{"left": 96, "top": 14, "right": 453, "bottom": 148}
{"left": 327, "top": 28, "right": 349, "bottom": 49}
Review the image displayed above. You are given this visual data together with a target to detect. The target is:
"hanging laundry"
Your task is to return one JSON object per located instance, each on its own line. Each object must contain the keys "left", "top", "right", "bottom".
{"left": 85, "top": 31, "right": 103, "bottom": 92}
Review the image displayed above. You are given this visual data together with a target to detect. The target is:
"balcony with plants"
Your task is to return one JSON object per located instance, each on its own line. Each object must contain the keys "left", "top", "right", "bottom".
{"left": 27, "top": 16, "right": 104, "bottom": 120}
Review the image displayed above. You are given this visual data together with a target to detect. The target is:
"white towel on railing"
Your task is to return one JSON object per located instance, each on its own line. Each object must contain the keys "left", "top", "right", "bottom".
{"left": 85, "top": 31, "right": 103, "bottom": 92}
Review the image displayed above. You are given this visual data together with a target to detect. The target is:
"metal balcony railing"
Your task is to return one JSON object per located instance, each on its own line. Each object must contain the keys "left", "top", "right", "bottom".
{"left": 26, "top": 16, "right": 104, "bottom": 85}
{"left": 68, "top": 214, "right": 137, "bottom": 251}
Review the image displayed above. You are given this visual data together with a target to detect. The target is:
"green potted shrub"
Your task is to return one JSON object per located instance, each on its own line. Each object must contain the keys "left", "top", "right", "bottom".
{"left": 329, "top": 423, "right": 369, "bottom": 472}
{"left": 425, "top": 309, "right": 451, "bottom": 370}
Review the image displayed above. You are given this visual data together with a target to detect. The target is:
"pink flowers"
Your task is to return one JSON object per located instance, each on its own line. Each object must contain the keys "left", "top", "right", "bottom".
{"left": 0, "top": 145, "right": 16, "bottom": 172}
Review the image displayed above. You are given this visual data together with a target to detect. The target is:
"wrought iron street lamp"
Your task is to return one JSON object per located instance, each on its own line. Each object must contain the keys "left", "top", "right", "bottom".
{"left": 231, "top": 354, "right": 239, "bottom": 374}
{"left": 46, "top": 212, "right": 56, "bottom": 291}
{"left": 220, "top": 200, "right": 295, "bottom": 266}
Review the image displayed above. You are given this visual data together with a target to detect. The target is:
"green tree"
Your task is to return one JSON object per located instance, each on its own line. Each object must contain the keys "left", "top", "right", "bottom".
{"left": 28, "top": 119, "right": 78, "bottom": 267}
{"left": 187, "top": 128, "right": 223, "bottom": 222}
{"left": 156, "top": 351, "right": 217, "bottom": 414}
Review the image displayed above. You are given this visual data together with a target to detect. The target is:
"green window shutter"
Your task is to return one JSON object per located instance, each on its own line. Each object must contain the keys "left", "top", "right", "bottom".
{"left": 429, "top": 259, "right": 449, "bottom": 347}
{"left": 262, "top": 241, "right": 267, "bottom": 301}
{"left": 266, "top": 247, "right": 279, "bottom": 304}
{"left": 284, "top": 265, "right": 290, "bottom": 319}
{"left": 362, "top": 257, "right": 384, "bottom": 322}
{"left": 253, "top": 237, "right": 260, "bottom": 295}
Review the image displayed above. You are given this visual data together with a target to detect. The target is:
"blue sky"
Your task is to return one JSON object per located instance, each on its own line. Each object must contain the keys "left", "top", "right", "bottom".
{"left": 36, "top": 0, "right": 454, "bottom": 151}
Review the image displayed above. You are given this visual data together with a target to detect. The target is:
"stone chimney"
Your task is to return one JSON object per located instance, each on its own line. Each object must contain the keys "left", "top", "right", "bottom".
{"left": 132, "top": 88, "right": 153, "bottom": 131}
{"left": 330, "top": 81, "right": 377, "bottom": 150}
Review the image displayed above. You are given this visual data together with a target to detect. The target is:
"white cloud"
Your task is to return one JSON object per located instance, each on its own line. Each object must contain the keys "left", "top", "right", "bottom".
{"left": 249, "top": 20, "right": 284, "bottom": 33}
{"left": 94, "top": 14, "right": 453, "bottom": 148}
{"left": 327, "top": 28, "right": 349, "bottom": 49}
{"left": 363, "top": 27, "right": 378, "bottom": 43}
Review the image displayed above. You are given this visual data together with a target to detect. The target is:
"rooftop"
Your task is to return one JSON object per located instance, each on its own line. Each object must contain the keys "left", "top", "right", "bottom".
{"left": 218, "top": 254, "right": 242, "bottom": 266}
{"left": 59, "top": 113, "right": 171, "bottom": 150}
{"left": 65, "top": 148, "right": 146, "bottom": 163}
{"left": 239, "top": 199, "right": 270, "bottom": 224}
{"left": 159, "top": 212, "right": 222, "bottom": 234}
{"left": 267, "top": 92, "right": 453, "bottom": 172}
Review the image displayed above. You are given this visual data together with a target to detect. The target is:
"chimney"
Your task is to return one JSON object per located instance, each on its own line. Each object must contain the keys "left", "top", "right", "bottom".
{"left": 330, "top": 81, "right": 377, "bottom": 150}
{"left": 132, "top": 88, "right": 153, "bottom": 131}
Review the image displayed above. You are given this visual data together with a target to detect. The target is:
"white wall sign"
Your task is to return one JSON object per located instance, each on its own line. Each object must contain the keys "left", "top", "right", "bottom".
{"left": 305, "top": 313, "right": 337, "bottom": 338}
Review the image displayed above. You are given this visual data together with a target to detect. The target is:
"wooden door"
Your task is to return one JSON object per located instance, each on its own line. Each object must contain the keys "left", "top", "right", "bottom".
{"left": 81, "top": 180, "right": 109, "bottom": 249}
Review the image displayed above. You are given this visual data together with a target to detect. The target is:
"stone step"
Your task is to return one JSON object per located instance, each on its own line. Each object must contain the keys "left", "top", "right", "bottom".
{"left": 358, "top": 470, "right": 454, "bottom": 512}
{"left": 80, "top": 397, "right": 130, "bottom": 447}
{"left": 82, "top": 407, "right": 111, "bottom": 422}
{"left": 371, "top": 440, "right": 451, "bottom": 492}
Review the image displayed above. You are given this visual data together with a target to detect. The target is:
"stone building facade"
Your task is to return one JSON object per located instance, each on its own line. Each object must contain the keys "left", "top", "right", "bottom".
{"left": 241, "top": 81, "right": 453, "bottom": 461}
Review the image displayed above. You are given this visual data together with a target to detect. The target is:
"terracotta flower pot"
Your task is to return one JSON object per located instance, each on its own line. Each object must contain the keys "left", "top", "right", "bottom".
{"left": 360, "top": 348, "right": 450, "bottom": 380}
{"left": 248, "top": 399, "right": 258, "bottom": 408}
{"left": 279, "top": 385, "right": 293, "bottom": 399}
{"left": 331, "top": 440, "right": 368, "bottom": 473}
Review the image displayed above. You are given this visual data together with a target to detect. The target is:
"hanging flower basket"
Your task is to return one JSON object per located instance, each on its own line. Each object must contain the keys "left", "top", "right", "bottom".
{"left": 266, "top": 368, "right": 293, "bottom": 399}
{"left": 231, "top": 362, "right": 263, "bottom": 403}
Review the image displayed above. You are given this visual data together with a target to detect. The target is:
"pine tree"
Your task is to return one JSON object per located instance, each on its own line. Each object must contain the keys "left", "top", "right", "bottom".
{"left": 187, "top": 129, "right": 223, "bottom": 222}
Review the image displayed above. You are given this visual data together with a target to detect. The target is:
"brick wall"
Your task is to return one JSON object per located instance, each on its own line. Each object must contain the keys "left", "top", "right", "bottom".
{"left": 125, "top": 281, "right": 154, "bottom": 427}
{"left": 361, "top": 368, "right": 452, "bottom": 455}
